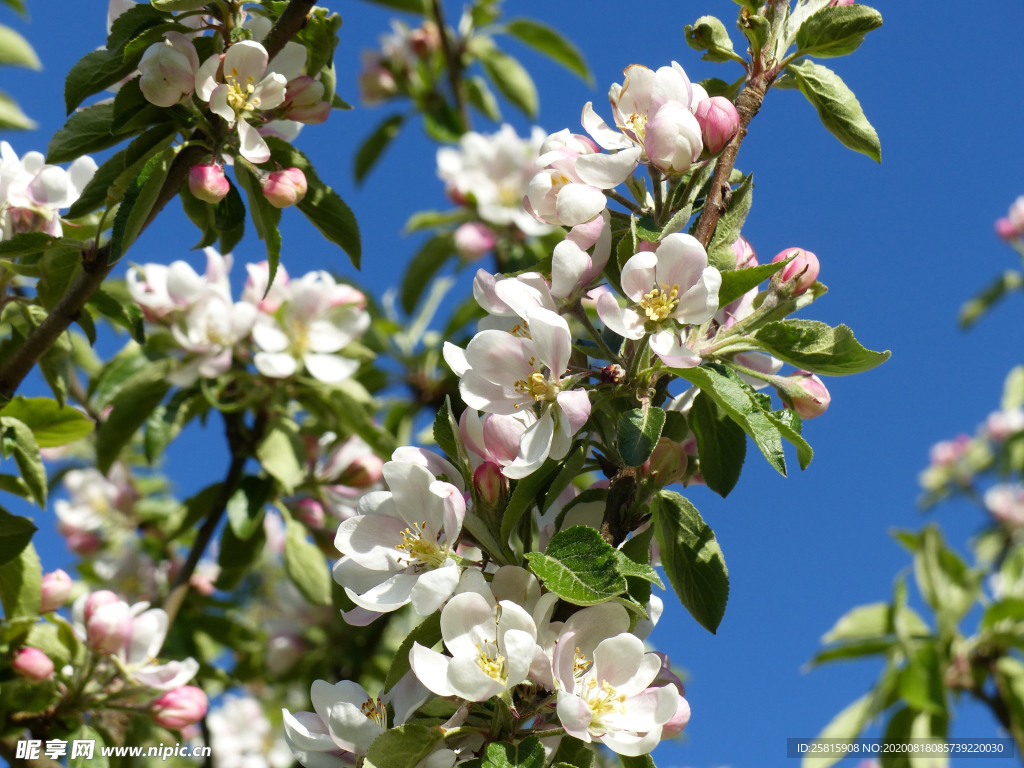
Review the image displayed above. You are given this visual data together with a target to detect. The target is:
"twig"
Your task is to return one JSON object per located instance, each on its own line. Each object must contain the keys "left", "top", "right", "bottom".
{"left": 606, "top": 189, "right": 643, "bottom": 216}
{"left": 430, "top": 0, "right": 468, "bottom": 129}
{"left": 261, "top": 0, "right": 316, "bottom": 61}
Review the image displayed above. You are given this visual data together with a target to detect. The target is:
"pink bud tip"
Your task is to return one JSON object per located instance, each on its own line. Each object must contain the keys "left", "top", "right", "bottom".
{"left": 772, "top": 248, "right": 820, "bottom": 295}
{"left": 997, "top": 217, "right": 1021, "bottom": 241}
{"left": 694, "top": 97, "right": 740, "bottom": 156}
{"left": 151, "top": 686, "right": 209, "bottom": 729}
{"left": 295, "top": 498, "right": 326, "bottom": 529}
{"left": 340, "top": 454, "right": 385, "bottom": 488}
{"left": 40, "top": 569, "right": 73, "bottom": 612}
{"left": 12, "top": 648, "right": 54, "bottom": 681}
{"left": 454, "top": 222, "right": 497, "bottom": 261}
{"left": 83, "top": 590, "right": 119, "bottom": 622}
{"left": 731, "top": 235, "right": 757, "bottom": 268}
{"left": 85, "top": 598, "right": 133, "bottom": 654}
{"left": 782, "top": 370, "right": 831, "bottom": 419}
{"left": 262, "top": 167, "right": 307, "bottom": 209}
{"left": 188, "top": 163, "right": 230, "bottom": 204}
{"left": 473, "top": 462, "right": 506, "bottom": 507}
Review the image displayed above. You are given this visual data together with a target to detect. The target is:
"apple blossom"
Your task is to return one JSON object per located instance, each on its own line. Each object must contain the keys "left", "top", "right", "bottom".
{"left": 206, "top": 694, "right": 294, "bottom": 768}
{"left": 996, "top": 217, "right": 1020, "bottom": 241}
{"left": 473, "top": 462, "right": 506, "bottom": 507}
{"left": 196, "top": 41, "right": 288, "bottom": 163}
{"left": 40, "top": 569, "right": 73, "bottom": 612}
{"left": 642, "top": 438, "right": 688, "bottom": 486}
{"left": 138, "top": 33, "right": 200, "bottom": 108}
{"left": 772, "top": 247, "right": 820, "bottom": 296}
{"left": 242, "top": 259, "right": 290, "bottom": 313}
{"left": 778, "top": 370, "right": 831, "bottom": 419}
{"left": 279, "top": 76, "right": 331, "bottom": 124}
{"left": 0, "top": 142, "right": 97, "bottom": 239}
{"left": 359, "top": 55, "right": 397, "bottom": 105}
{"left": 645, "top": 101, "right": 704, "bottom": 172}
{"left": 333, "top": 460, "right": 465, "bottom": 621}
{"left": 454, "top": 222, "right": 496, "bottom": 260}
{"left": 525, "top": 129, "right": 618, "bottom": 228}
{"left": 262, "top": 167, "right": 308, "bottom": 208}
{"left": 127, "top": 247, "right": 233, "bottom": 320}
{"left": 459, "top": 408, "right": 534, "bottom": 470}
{"left": 694, "top": 96, "right": 740, "bottom": 155}
{"left": 152, "top": 686, "right": 209, "bottom": 729}
{"left": 444, "top": 307, "right": 592, "bottom": 479}
{"left": 167, "top": 291, "right": 257, "bottom": 386}
{"left": 252, "top": 271, "right": 369, "bottom": 383}
{"left": 189, "top": 162, "right": 230, "bottom": 204}
{"left": 985, "top": 485, "right": 1024, "bottom": 528}
{"left": 550, "top": 210, "right": 613, "bottom": 300}
{"left": 985, "top": 409, "right": 1024, "bottom": 441}
{"left": 12, "top": 648, "right": 54, "bottom": 681}
{"left": 596, "top": 233, "right": 722, "bottom": 366}
{"left": 731, "top": 350, "right": 784, "bottom": 390}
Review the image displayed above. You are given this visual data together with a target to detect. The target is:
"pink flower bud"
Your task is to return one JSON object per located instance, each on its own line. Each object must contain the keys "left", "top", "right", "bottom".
{"left": 731, "top": 236, "right": 757, "bottom": 268}
{"left": 359, "top": 66, "right": 396, "bottom": 105}
{"left": 661, "top": 694, "right": 692, "bottom": 738}
{"left": 86, "top": 600, "right": 133, "bottom": 654}
{"left": 771, "top": 248, "right": 820, "bottom": 296}
{"left": 12, "top": 648, "right": 54, "bottom": 681}
{"left": 261, "top": 167, "right": 307, "bottom": 209}
{"left": 151, "top": 686, "right": 209, "bottom": 730}
{"left": 64, "top": 529, "right": 103, "bottom": 556}
{"left": 188, "top": 163, "right": 230, "bottom": 204}
{"left": 694, "top": 97, "right": 740, "bottom": 156}
{"left": 282, "top": 76, "right": 331, "bottom": 125}
{"left": 642, "top": 439, "right": 688, "bottom": 486}
{"left": 339, "top": 454, "right": 384, "bottom": 488}
{"left": 644, "top": 101, "right": 703, "bottom": 173}
{"left": 1008, "top": 197, "right": 1024, "bottom": 236}
{"left": 409, "top": 22, "right": 441, "bottom": 58}
{"left": 454, "top": 222, "right": 496, "bottom": 261}
{"left": 996, "top": 218, "right": 1020, "bottom": 241}
{"left": 83, "top": 590, "right": 119, "bottom": 622}
{"left": 40, "top": 569, "right": 73, "bottom": 612}
{"left": 780, "top": 370, "right": 831, "bottom": 419}
{"left": 295, "top": 498, "right": 325, "bottom": 528}
{"left": 829, "top": 0, "right": 855, "bottom": 6}
{"left": 474, "top": 462, "right": 506, "bottom": 507}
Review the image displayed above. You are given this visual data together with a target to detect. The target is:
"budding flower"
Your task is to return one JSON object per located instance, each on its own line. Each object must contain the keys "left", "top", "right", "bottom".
{"left": 138, "top": 33, "right": 200, "bottom": 108}
{"left": 188, "top": 162, "right": 230, "bottom": 204}
{"left": 409, "top": 22, "right": 441, "bottom": 58}
{"left": 151, "top": 686, "right": 209, "bottom": 729}
{"left": 771, "top": 248, "right": 820, "bottom": 296}
{"left": 282, "top": 76, "right": 331, "bottom": 125}
{"left": 731, "top": 235, "right": 757, "bottom": 268}
{"left": 829, "top": 0, "right": 855, "bottom": 6}
{"left": 779, "top": 371, "right": 831, "bottom": 419}
{"left": 261, "top": 167, "right": 307, "bottom": 208}
{"left": 12, "top": 648, "right": 54, "bottom": 682}
{"left": 359, "top": 60, "right": 397, "bottom": 105}
{"left": 474, "top": 461, "right": 507, "bottom": 507}
{"left": 295, "top": 498, "right": 325, "bottom": 529}
{"left": 86, "top": 599, "right": 133, "bottom": 654}
{"left": 996, "top": 218, "right": 1020, "bottom": 241}
{"left": 83, "top": 590, "right": 119, "bottom": 622}
{"left": 694, "top": 97, "right": 740, "bottom": 156}
{"left": 642, "top": 438, "right": 689, "bottom": 486}
{"left": 644, "top": 102, "right": 704, "bottom": 173}
{"left": 338, "top": 454, "right": 384, "bottom": 488}
{"left": 1008, "top": 197, "right": 1024, "bottom": 237}
{"left": 40, "top": 569, "right": 73, "bottom": 612}
{"left": 454, "top": 222, "right": 496, "bottom": 261}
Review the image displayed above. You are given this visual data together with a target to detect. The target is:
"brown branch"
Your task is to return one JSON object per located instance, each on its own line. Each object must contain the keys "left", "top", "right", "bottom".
{"left": 261, "top": 0, "right": 317, "bottom": 62}
{"left": 430, "top": 0, "right": 468, "bottom": 129}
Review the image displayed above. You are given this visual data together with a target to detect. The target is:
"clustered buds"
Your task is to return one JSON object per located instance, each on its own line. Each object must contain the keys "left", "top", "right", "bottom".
{"left": 189, "top": 162, "right": 230, "bottom": 204}
{"left": 12, "top": 647, "right": 54, "bottom": 682}
{"left": 694, "top": 96, "right": 740, "bottom": 156}
{"left": 40, "top": 569, "right": 72, "bottom": 612}
{"left": 772, "top": 247, "right": 820, "bottom": 296}
{"left": 151, "top": 686, "right": 209, "bottom": 729}
{"left": 262, "top": 167, "right": 308, "bottom": 208}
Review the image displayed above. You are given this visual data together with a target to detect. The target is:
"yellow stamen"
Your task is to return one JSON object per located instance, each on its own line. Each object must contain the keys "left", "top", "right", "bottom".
{"left": 394, "top": 522, "right": 448, "bottom": 568}
{"left": 638, "top": 283, "right": 680, "bottom": 323}
{"left": 360, "top": 697, "right": 387, "bottom": 727}
{"left": 476, "top": 642, "right": 508, "bottom": 682}
{"left": 513, "top": 372, "right": 559, "bottom": 402}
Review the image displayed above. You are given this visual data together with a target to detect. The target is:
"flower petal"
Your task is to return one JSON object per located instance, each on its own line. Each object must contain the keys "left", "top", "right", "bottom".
{"left": 556, "top": 691, "right": 593, "bottom": 741}
{"left": 254, "top": 351, "right": 298, "bottom": 378}
{"left": 238, "top": 119, "right": 272, "bottom": 163}
{"left": 574, "top": 147, "right": 642, "bottom": 189}
{"left": 673, "top": 266, "right": 722, "bottom": 324}
{"left": 410, "top": 563, "right": 461, "bottom": 616}
{"left": 555, "top": 184, "right": 606, "bottom": 227}
{"left": 550, "top": 239, "right": 591, "bottom": 299}
{"left": 223, "top": 39, "right": 269, "bottom": 85}
{"left": 620, "top": 251, "right": 657, "bottom": 302}
{"left": 503, "top": 409, "right": 554, "bottom": 480}
{"left": 526, "top": 307, "right": 571, "bottom": 377}
{"left": 410, "top": 642, "right": 456, "bottom": 697}
{"left": 581, "top": 102, "right": 634, "bottom": 150}
{"left": 303, "top": 353, "right": 360, "bottom": 384}
{"left": 596, "top": 292, "right": 645, "bottom": 341}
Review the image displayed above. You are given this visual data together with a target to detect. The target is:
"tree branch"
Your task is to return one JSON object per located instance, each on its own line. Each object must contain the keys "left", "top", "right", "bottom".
{"left": 261, "top": 0, "right": 316, "bottom": 61}
{"left": 430, "top": 0, "right": 468, "bottom": 129}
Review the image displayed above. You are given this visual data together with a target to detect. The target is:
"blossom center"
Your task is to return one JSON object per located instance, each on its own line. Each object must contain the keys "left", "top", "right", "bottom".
{"left": 549, "top": 172, "right": 572, "bottom": 195}
{"left": 475, "top": 642, "right": 507, "bottom": 682}
{"left": 625, "top": 111, "right": 647, "bottom": 142}
{"left": 508, "top": 320, "right": 531, "bottom": 339}
{"left": 394, "top": 521, "right": 448, "bottom": 568}
{"left": 225, "top": 70, "right": 259, "bottom": 115}
{"left": 582, "top": 678, "right": 627, "bottom": 722}
{"left": 360, "top": 697, "right": 387, "bottom": 727}
{"left": 639, "top": 283, "right": 679, "bottom": 323}
{"left": 572, "top": 648, "right": 593, "bottom": 681}
{"left": 498, "top": 183, "right": 521, "bottom": 208}
{"left": 514, "top": 371, "right": 559, "bottom": 403}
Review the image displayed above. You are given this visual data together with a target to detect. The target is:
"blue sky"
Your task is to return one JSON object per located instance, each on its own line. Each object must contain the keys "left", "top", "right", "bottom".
{"left": 2, "top": 1, "right": 1023, "bottom": 766}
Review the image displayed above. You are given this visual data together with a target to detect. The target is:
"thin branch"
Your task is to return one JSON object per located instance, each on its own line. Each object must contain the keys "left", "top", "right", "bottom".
{"left": 430, "top": 0, "right": 468, "bottom": 128}
{"left": 605, "top": 189, "right": 643, "bottom": 216}
{"left": 570, "top": 301, "right": 620, "bottom": 365}
{"left": 261, "top": 0, "right": 316, "bottom": 61}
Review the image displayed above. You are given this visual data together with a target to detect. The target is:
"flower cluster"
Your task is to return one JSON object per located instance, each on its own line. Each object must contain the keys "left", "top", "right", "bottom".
{"left": 0, "top": 142, "right": 97, "bottom": 240}
{"left": 358, "top": 19, "right": 442, "bottom": 106}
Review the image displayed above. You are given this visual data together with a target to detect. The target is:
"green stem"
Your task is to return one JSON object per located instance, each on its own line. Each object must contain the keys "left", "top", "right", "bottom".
{"left": 571, "top": 302, "right": 621, "bottom": 364}
{"left": 606, "top": 189, "right": 643, "bottom": 215}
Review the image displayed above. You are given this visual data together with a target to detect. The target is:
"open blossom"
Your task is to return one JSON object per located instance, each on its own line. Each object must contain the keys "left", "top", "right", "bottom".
{"left": 54, "top": 467, "right": 132, "bottom": 553}
{"left": 251, "top": 271, "right": 369, "bottom": 384}
{"left": 525, "top": 130, "right": 611, "bottom": 228}
{"left": 985, "top": 485, "right": 1024, "bottom": 528}
{"left": 333, "top": 459, "right": 465, "bottom": 623}
{"left": 127, "top": 247, "right": 233, "bottom": 320}
{"left": 596, "top": 233, "right": 721, "bottom": 366}
{"left": 242, "top": 260, "right": 290, "bottom": 312}
{"left": 167, "top": 290, "right": 257, "bottom": 386}
{"left": 550, "top": 210, "right": 612, "bottom": 300}
{"left": 139, "top": 32, "right": 200, "bottom": 107}
{"left": 444, "top": 307, "right": 591, "bottom": 479}
{"left": 206, "top": 694, "right": 293, "bottom": 768}
{"left": 410, "top": 591, "right": 538, "bottom": 701}
{"left": 438, "top": 125, "right": 553, "bottom": 236}
{"left": 0, "top": 142, "right": 97, "bottom": 239}
{"left": 196, "top": 41, "right": 288, "bottom": 163}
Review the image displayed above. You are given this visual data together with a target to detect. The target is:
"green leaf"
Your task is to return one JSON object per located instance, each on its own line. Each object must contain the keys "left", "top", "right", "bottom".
{"left": 257, "top": 422, "right": 306, "bottom": 494}
{"left": 822, "top": 602, "right": 890, "bottom": 643}
{"left": 423, "top": 102, "right": 465, "bottom": 143}
{"left": 689, "top": 391, "right": 746, "bottom": 498}
{"left": 707, "top": 173, "right": 753, "bottom": 271}
{"left": 68, "top": 725, "right": 109, "bottom": 768}
{"left": 787, "top": 59, "right": 881, "bottom": 162}
{"left": 47, "top": 103, "right": 122, "bottom": 164}
{"left": 110, "top": 74, "right": 169, "bottom": 134}
{"left": 263, "top": 137, "right": 361, "bottom": 269}
{"left": 501, "top": 459, "right": 560, "bottom": 544}
{"left": 1004, "top": 366, "right": 1024, "bottom": 411}
{"left": 617, "top": 406, "right": 666, "bottom": 467}
{"left": 652, "top": 491, "right": 728, "bottom": 633}
{"left": 996, "top": 657, "right": 1024, "bottom": 746}
{"left": 87, "top": 286, "right": 146, "bottom": 343}
{"left": 401, "top": 233, "right": 455, "bottom": 314}
{"left": 0, "top": 24, "right": 40, "bottom": 69}
{"left": 616, "top": 550, "right": 663, "bottom": 590}
{"left": 525, "top": 526, "right": 628, "bottom": 606}
{"left": 284, "top": 513, "right": 332, "bottom": 605}
{"left": 1, "top": 416, "right": 46, "bottom": 506}
{"left": 618, "top": 756, "right": 655, "bottom": 768}
{"left": 355, "top": 113, "right": 404, "bottom": 184}
{"left": 0, "top": 540, "right": 41, "bottom": 619}
{"left": 795, "top": 4, "right": 883, "bottom": 58}
{"left": 959, "top": 270, "right": 1024, "bottom": 328}
{"left": 503, "top": 19, "right": 592, "bottom": 84}
{"left": 35, "top": 246, "right": 82, "bottom": 311}
{"left": 0, "top": 88, "right": 35, "bottom": 130}
{"left": 684, "top": 15, "right": 741, "bottom": 63}
{"left": 64, "top": 49, "right": 140, "bottom": 115}
{"left": 151, "top": 0, "right": 208, "bottom": 10}
{"left": 899, "top": 644, "right": 946, "bottom": 716}
{"left": 384, "top": 612, "right": 442, "bottom": 693}
{"left": 107, "top": 146, "right": 177, "bottom": 264}
{"left": 234, "top": 157, "right": 282, "bottom": 284}
{"left": 717, "top": 259, "right": 789, "bottom": 307}
{"left": 801, "top": 694, "right": 872, "bottom": 768}
{"left": 216, "top": 179, "right": 247, "bottom": 254}
{"left": 0, "top": 396, "right": 94, "bottom": 447}
{"left": 179, "top": 182, "right": 219, "bottom": 249}
{"left": 909, "top": 525, "right": 980, "bottom": 631}
{"left": 94, "top": 360, "right": 172, "bottom": 474}
{"left": 403, "top": 209, "right": 468, "bottom": 234}
{"left": 543, "top": 444, "right": 586, "bottom": 512}
{"left": 0, "top": 507, "right": 36, "bottom": 567}
{"left": 478, "top": 738, "right": 546, "bottom": 768}
{"left": 464, "top": 75, "right": 502, "bottom": 121}
{"left": 226, "top": 476, "right": 273, "bottom": 541}
{"left": 0, "top": 232, "right": 58, "bottom": 257}
{"left": 752, "top": 319, "right": 890, "bottom": 376}
{"left": 364, "top": 725, "right": 445, "bottom": 768}
{"left": 481, "top": 48, "right": 538, "bottom": 118}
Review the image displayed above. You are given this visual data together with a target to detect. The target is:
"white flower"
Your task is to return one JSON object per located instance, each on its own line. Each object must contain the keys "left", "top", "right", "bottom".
{"left": 410, "top": 591, "right": 538, "bottom": 702}
{"left": 444, "top": 307, "right": 591, "bottom": 479}
{"left": 437, "top": 125, "right": 553, "bottom": 236}
{"left": 251, "top": 271, "right": 369, "bottom": 384}
{"left": 524, "top": 130, "right": 612, "bottom": 229}
{"left": 333, "top": 460, "right": 465, "bottom": 620}
{"left": 242, "top": 259, "right": 290, "bottom": 313}
{"left": 167, "top": 291, "right": 257, "bottom": 386}
{"left": 207, "top": 694, "right": 293, "bottom": 768}
{"left": 138, "top": 32, "right": 200, "bottom": 107}
{"left": 596, "top": 233, "right": 721, "bottom": 367}
{"left": 459, "top": 408, "right": 535, "bottom": 470}
{"left": 0, "top": 142, "right": 96, "bottom": 239}
{"left": 54, "top": 468, "right": 125, "bottom": 541}
{"left": 196, "top": 41, "right": 288, "bottom": 163}
{"left": 985, "top": 484, "right": 1024, "bottom": 528}
{"left": 550, "top": 210, "right": 612, "bottom": 300}
{"left": 127, "top": 247, "right": 232, "bottom": 320}
{"left": 551, "top": 604, "right": 681, "bottom": 756}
